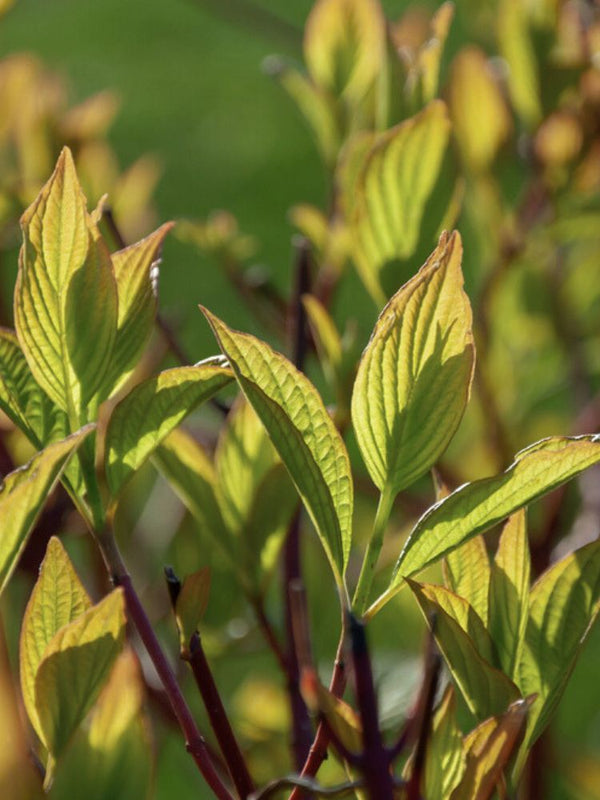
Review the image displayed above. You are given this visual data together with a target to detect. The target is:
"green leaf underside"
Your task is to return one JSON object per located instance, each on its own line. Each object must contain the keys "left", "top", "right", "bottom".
{"left": 14, "top": 148, "right": 118, "bottom": 422}
{"left": 352, "top": 230, "right": 474, "bottom": 496}
{"left": 351, "top": 101, "right": 451, "bottom": 302}
{"left": 99, "top": 222, "right": 174, "bottom": 397}
{"left": 0, "top": 426, "right": 94, "bottom": 595}
{"left": 201, "top": 308, "right": 353, "bottom": 583}
{"left": 517, "top": 538, "right": 600, "bottom": 744}
{"left": 488, "top": 511, "right": 530, "bottom": 678}
{"left": 20, "top": 537, "right": 91, "bottom": 744}
{"left": 408, "top": 579, "right": 520, "bottom": 720}
{"left": 34, "top": 588, "right": 126, "bottom": 758}
{"left": 445, "top": 535, "right": 490, "bottom": 628}
{"left": 393, "top": 435, "right": 600, "bottom": 584}
{"left": 105, "top": 362, "right": 233, "bottom": 498}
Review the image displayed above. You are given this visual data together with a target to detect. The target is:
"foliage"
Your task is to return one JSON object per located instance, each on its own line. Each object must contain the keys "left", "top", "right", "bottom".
{"left": 2, "top": 1, "right": 600, "bottom": 799}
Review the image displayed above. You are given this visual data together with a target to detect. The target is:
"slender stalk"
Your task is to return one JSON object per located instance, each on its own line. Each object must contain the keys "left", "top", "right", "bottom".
{"left": 253, "top": 776, "right": 364, "bottom": 799}
{"left": 96, "top": 527, "right": 234, "bottom": 800}
{"left": 288, "top": 624, "right": 348, "bottom": 800}
{"left": 352, "top": 485, "right": 395, "bottom": 616}
{"left": 188, "top": 632, "right": 255, "bottom": 798}
{"left": 348, "top": 614, "right": 394, "bottom": 800}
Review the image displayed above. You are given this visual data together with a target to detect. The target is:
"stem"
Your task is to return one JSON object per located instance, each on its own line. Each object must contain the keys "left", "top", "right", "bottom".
{"left": 352, "top": 486, "right": 395, "bottom": 617}
{"left": 188, "top": 632, "right": 255, "bottom": 798}
{"left": 96, "top": 527, "right": 234, "bottom": 800}
{"left": 348, "top": 614, "right": 394, "bottom": 800}
{"left": 288, "top": 622, "right": 348, "bottom": 800}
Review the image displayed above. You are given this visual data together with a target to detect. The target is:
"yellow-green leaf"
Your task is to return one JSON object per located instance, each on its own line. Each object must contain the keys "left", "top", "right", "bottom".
{"left": 408, "top": 579, "right": 520, "bottom": 721}
{"left": 34, "top": 588, "right": 126, "bottom": 759}
{"left": 304, "top": 0, "right": 385, "bottom": 103}
{"left": 175, "top": 568, "right": 211, "bottom": 656}
{"left": 14, "top": 147, "right": 118, "bottom": 424}
{"left": 301, "top": 669, "right": 362, "bottom": 755}
{"left": 445, "top": 536, "right": 490, "bottom": 628}
{"left": 350, "top": 101, "right": 451, "bottom": 303}
{"left": 417, "top": 3, "right": 454, "bottom": 104}
{"left": 448, "top": 47, "right": 511, "bottom": 172}
{"left": 49, "top": 650, "right": 152, "bottom": 800}
{"left": 450, "top": 698, "right": 532, "bottom": 800}
{"left": 352, "top": 231, "right": 474, "bottom": 496}
{"left": 100, "top": 222, "right": 174, "bottom": 396}
{"left": 498, "top": 0, "right": 542, "bottom": 126}
{"left": 105, "top": 362, "right": 233, "bottom": 498}
{"left": 488, "top": 511, "right": 530, "bottom": 678}
{"left": 201, "top": 309, "right": 353, "bottom": 585}
{"left": 517, "top": 538, "right": 600, "bottom": 745}
{"left": 20, "top": 537, "right": 92, "bottom": 746}
{"left": 0, "top": 328, "right": 66, "bottom": 448}
{"left": 424, "top": 688, "right": 465, "bottom": 800}
{"left": 392, "top": 435, "right": 600, "bottom": 587}
{"left": 0, "top": 426, "right": 94, "bottom": 595}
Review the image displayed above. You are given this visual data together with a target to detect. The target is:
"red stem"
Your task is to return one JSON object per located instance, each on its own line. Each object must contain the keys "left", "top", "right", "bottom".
{"left": 188, "top": 633, "right": 255, "bottom": 798}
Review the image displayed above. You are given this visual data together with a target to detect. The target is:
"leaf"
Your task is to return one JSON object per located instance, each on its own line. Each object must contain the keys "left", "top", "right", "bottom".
{"left": 34, "top": 588, "right": 126, "bottom": 760}
{"left": 14, "top": 147, "right": 118, "bottom": 423}
{"left": 20, "top": 537, "right": 92, "bottom": 746}
{"left": 98, "top": 222, "right": 174, "bottom": 396}
{"left": 417, "top": 3, "right": 454, "bottom": 104}
{"left": 350, "top": 101, "right": 451, "bottom": 303}
{"left": 352, "top": 231, "right": 474, "bottom": 496}
{"left": 303, "top": 0, "right": 385, "bottom": 104}
{"left": 105, "top": 361, "right": 233, "bottom": 498}
{"left": 201, "top": 309, "right": 353, "bottom": 585}
{"left": 444, "top": 536, "right": 490, "bottom": 628}
{"left": 488, "top": 511, "right": 530, "bottom": 678}
{"left": 448, "top": 47, "right": 511, "bottom": 172}
{"left": 392, "top": 435, "right": 600, "bottom": 586}
{"left": 301, "top": 668, "right": 362, "bottom": 755}
{"left": 517, "top": 538, "right": 600, "bottom": 744}
{"left": 0, "top": 426, "right": 94, "bottom": 595}
{"left": 424, "top": 688, "right": 465, "bottom": 800}
{"left": 408, "top": 579, "right": 520, "bottom": 721}
{"left": 498, "top": 0, "right": 542, "bottom": 126}
{"left": 175, "top": 568, "right": 211, "bottom": 657}
{"left": 0, "top": 327, "right": 67, "bottom": 448}
{"left": 449, "top": 698, "right": 533, "bottom": 800}
{"left": 49, "top": 650, "right": 152, "bottom": 800}
{"left": 153, "top": 428, "right": 234, "bottom": 561}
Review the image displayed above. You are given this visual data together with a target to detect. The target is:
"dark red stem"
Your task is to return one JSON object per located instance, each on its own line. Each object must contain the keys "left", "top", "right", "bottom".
{"left": 188, "top": 633, "right": 255, "bottom": 798}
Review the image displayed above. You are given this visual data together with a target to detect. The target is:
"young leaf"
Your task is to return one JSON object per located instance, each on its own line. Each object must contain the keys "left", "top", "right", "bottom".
{"left": 49, "top": 650, "right": 152, "bottom": 800}
{"left": 424, "top": 688, "right": 465, "bottom": 800}
{"left": 14, "top": 147, "right": 118, "bottom": 424}
{"left": 350, "top": 101, "right": 451, "bottom": 303}
{"left": 517, "top": 538, "right": 600, "bottom": 745}
{"left": 201, "top": 308, "right": 353, "bottom": 586}
{"left": 20, "top": 537, "right": 92, "bottom": 746}
{"left": 34, "top": 588, "right": 126, "bottom": 760}
{"left": 352, "top": 231, "right": 474, "bottom": 497}
{"left": 105, "top": 361, "right": 233, "bottom": 498}
{"left": 99, "top": 221, "right": 174, "bottom": 396}
{"left": 0, "top": 327, "right": 67, "bottom": 448}
{"left": 449, "top": 698, "right": 533, "bottom": 800}
{"left": 303, "top": 0, "right": 385, "bottom": 103}
{"left": 391, "top": 435, "right": 600, "bottom": 587}
{"left": 408, "top": 579, "right": 520, "bottom": 721}
{"left": 0, "top": 426, "right": 94, "bottom": 595}
{"left": 488, "top": 511, "right": 530, "bottom": 678}
{"left": 175, "top": 568, "right": 211, "bottom": 657}
{"left": 444, "top": 536, "right": 490, "bottom": 628}
{"left": 301, "top": 668, "right": 362, "bottom": 755}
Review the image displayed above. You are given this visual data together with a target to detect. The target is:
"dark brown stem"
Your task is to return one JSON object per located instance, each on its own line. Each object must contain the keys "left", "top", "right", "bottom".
{"left": 348, "top": 614, "right": 394, "bottom": 800}
{"left": 96, "top": 531, "right": 233, "bottom": 800}
{"left": 188, "top": 632, "right": 255, "bottom": 798}
{"left": 288, "top": 627, "right": 348, "bottom": 800}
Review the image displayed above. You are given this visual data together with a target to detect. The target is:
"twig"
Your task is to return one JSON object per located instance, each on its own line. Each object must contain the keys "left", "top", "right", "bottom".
{"left": 188, "top": 632, "right": 255, "bottom": 798}
{"left": 96, "top": 527, "right": 234, "bottom": 800}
